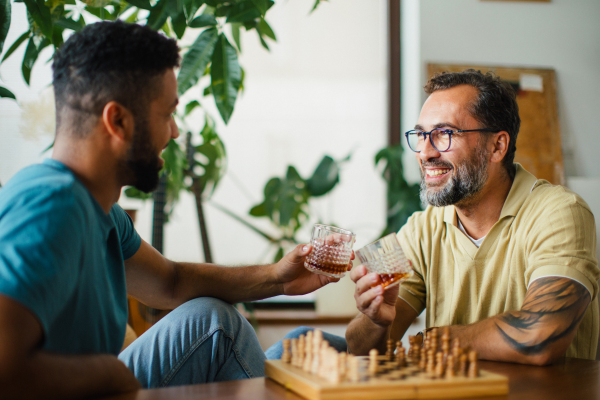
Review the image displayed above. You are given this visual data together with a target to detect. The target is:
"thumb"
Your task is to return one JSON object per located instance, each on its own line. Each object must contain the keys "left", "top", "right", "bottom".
{"left": 288, "top": 243, "right": 311, "bottom": 263}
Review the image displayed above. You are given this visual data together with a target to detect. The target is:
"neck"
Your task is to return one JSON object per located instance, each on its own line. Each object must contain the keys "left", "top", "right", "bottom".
{"left": 52, "top": 133, "right": 122, "bottom": 214}
{"left": 454, "top": 169, "right": 513, "bottom": 240}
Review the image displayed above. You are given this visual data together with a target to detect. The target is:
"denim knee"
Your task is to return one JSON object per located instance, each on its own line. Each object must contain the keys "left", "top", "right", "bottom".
{"left": 283, "top": 326, "right": 314, "bottom": 339}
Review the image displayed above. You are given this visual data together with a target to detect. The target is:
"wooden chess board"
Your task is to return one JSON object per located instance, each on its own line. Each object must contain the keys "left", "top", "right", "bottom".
{"left": 265, "top": 357, "right": 509, "bottom": 400}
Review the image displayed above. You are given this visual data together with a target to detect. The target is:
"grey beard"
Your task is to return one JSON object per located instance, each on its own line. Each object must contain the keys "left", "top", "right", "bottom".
{"left": 419, "top": 146, "right": 489, "bottom": 207}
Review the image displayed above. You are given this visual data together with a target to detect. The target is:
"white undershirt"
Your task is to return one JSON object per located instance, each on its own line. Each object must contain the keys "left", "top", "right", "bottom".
{"left": 458, "top": 219, "right": 486, "bottom": 248}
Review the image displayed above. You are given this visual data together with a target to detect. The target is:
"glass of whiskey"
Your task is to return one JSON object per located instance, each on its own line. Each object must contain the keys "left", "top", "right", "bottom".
{"left": 355, "top": 233, "right": 413, "bottom": 290}
{"left": 303, "top": 224, "right": 356, "bottom": 278}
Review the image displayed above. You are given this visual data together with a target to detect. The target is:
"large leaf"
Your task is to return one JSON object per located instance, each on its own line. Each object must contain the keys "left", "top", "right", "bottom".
{"left": 147, "top": 0, "right": 177, "bottom": 30}
{"left": 210, "top": 33, "right": 241, "bottom": 124}
{"left": 0, "top": 0, "right": 10, "bottom": 54}
{"left": 257, "top": 17, "right": 275, "bottom": 41}
{"left": 189, "top": 14, "right": 217, "bottom": 28}
{"left": 1, "top": 30, "right": 29, "bottom": 64}
{"left": 250, "top": 166, "right": 308, "bottom": 232}
{"left": 54, "top": 17, "right": 83, "bottom": 32}
{"left": 306, "top": 155, "right": 340, "bottom": 197}
{"left": 21, "top": 36, "right": 49, "bottom": 85}
{"left": 85, "top": 6, "right": 116, "bottom": 20}
{"left": 0, "top": 85, "right": 15, "bottom": 99}
{"left": 184, "top": 99, "right": 201, "bottom": 116}
{"left": 177, "top": 27, "right": 218, "bottom": 95}
{"left": 22, "top": 0, "right": 53, "bottom": 38}
{"left": 184, "top": 0, "right": 204, "bottom": 23}
{"left": 171, "top": 10, "right": 187, "bottom": 39}
{"left": 193, "top": 117, "right": 227, "bottom": 197}
{"left": 226, "top": 0, "right": 260, "bottom": 23}
{"left": 230, "top": 22, "right": 241, "bottom": 52}
{"left": 126, "top": 0, "right": 152, "bottom": 10}
{"left": 250, "top": 0, "right": 268, "bottom": 15}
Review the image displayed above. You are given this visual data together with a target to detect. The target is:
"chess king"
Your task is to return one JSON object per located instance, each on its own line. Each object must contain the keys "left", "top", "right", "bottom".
{"left": 345, "top": 69, "right": 599, "bottom": 364}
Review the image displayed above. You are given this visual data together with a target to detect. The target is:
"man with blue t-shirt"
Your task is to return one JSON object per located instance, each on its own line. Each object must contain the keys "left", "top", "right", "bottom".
{"left": 0, "top": 21, "right": 346, "bottom": 399}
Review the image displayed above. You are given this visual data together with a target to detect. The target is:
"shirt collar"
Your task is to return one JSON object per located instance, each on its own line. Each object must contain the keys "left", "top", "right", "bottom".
{"left": 442, "top": 163, "right": 536, "bottom": 226}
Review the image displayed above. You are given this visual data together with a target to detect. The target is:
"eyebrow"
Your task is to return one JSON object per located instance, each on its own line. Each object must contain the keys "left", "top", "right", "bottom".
{"left": 413, "top": 122, "right": 462, "bottom": 131}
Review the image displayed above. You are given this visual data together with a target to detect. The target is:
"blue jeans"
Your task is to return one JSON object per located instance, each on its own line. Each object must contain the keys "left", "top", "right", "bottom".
{"left": 119, "top": 297, "right": 266, "bottom": 388}
{"left": 264, "top": 326, "right": 348, "bottom": 359}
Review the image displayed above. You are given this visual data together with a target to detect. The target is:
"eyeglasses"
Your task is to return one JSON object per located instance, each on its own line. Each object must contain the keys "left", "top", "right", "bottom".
{"left": 404, "top": 128, "right": 499, "bottom": 153}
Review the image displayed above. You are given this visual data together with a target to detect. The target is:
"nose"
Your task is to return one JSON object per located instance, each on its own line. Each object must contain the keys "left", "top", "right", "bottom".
{"left": 170, "top": 117, "right": 180, "bottom": 139}
{"left": 417, "top": 133, "right": 441, "bottom": 163}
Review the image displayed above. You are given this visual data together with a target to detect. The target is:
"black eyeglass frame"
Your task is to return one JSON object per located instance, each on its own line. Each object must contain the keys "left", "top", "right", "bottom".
{"left": 404, "top": 128, "right": 499, "bottom": 153}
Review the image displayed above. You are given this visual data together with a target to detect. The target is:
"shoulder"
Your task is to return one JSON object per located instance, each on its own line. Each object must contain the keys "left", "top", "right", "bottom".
{"left": 527, "top": 180, "right": 593, "bottom": 216}
{"left": 0, "top": 163, "right": 90, "bottom": 230}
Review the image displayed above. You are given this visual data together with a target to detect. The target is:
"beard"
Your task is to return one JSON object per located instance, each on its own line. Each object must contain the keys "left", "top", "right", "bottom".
{"left": 419, "top": 143, "right": 489, "bottom": 208}
{"left": 122, "top": 116, "right": 163, "bottom": 193}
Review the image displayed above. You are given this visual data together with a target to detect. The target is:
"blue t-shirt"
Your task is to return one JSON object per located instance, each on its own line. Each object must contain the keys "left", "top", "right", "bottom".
{"left": 0, "top": 159, "right": 141, "bottom": 355}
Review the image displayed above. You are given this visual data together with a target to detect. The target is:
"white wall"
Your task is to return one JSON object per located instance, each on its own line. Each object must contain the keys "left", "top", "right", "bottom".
{"left": 413, "top": 0, "right": 600, "bottom": 179}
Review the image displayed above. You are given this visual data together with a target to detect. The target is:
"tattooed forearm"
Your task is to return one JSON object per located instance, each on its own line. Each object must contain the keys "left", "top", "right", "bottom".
{"left": 495, "top": 277, "right": 590, "bottom": 356}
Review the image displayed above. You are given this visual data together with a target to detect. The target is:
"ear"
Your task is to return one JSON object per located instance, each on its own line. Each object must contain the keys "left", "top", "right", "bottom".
{"left": 101, "top": 101, "right": 135, "bottom": 145}
{"left": 489, "top": 131, "right": 509, "bottom": 164}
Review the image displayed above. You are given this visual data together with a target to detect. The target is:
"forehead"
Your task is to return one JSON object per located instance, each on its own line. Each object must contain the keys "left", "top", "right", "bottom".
{"left": 417, "top": 85, "right": 479, "bottom": 129}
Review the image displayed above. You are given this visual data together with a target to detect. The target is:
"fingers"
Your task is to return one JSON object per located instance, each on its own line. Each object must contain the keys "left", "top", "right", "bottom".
{"left": 350, "top": 264, "right": 368, "bottom": 283}
{"left": 285, "top": 243, "right": 311, "bottom": 264}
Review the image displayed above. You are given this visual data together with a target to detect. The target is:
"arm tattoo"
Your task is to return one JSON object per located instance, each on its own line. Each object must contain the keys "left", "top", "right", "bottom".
{"left": 495, "top": 277, "right": 590, "bottom": 355}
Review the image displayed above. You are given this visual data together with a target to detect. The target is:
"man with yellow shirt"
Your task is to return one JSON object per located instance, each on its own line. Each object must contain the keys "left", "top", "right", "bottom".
{"left": 346, "top": 70, "right": 599, "bottom": 364}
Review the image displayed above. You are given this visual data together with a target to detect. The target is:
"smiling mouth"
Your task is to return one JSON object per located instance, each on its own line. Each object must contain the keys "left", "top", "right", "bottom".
{"left": 426, "top": 169, "right": 451, "bottom": 177}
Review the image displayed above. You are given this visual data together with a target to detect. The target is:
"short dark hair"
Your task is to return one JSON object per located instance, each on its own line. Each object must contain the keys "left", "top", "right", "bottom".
{"left": 424, "top": 69, "right": 520, "bottom": 179}
{"left": 52, "top": 21, "right": 180, "bottom": 135}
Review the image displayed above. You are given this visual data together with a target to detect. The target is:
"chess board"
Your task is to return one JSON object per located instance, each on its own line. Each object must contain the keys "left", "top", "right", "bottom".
{"left": 265, "top": 356, "right": 509, "bottom": 400}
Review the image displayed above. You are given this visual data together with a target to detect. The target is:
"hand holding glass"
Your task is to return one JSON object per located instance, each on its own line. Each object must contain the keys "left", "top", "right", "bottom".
{"left": 304, "top": 224, "right": 356, "bottom": 278}
{"left": 355, "top": 233, "right": 413, "bottom": 290}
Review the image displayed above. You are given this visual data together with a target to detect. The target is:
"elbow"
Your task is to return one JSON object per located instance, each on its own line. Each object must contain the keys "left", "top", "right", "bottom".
{"left": 527, "top": 348, "right": 566, "bottom": 366}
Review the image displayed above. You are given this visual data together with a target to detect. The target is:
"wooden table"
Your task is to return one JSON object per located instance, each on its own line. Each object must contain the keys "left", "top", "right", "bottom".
{"left": 104, "top": 358, "right": 600, "bottom": 400}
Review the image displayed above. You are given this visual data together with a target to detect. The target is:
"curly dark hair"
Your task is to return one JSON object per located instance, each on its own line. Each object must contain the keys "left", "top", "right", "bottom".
{"left": 52, "top": 21, "right": 180, "bottom": 135}
{"left": 424, "top": 69, "right": 520, "bottom": 179}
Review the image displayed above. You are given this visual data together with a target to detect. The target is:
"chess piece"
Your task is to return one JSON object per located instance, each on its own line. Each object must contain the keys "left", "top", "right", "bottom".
{"left": 290, "top": 338, "right": 298, "bottom": 366}
{"left": 396, "top": 344, "right": 406, "bottom": 368}
{"left": 386, "top": 338, "right": 394, "bottom": 360}
{"left": 419, "top": 347, "right": 427, "bottom": 371}
{"left": 303, "top": 341, "right": 313, "bottom": 372}
{"left": 328, "top": 349, "right": 341, "bottom": 384}
{"left": 369, "top": 348, "right": 379, "bottom": 375}
{"left": 312, "top": 330, "right": 323, "bottom": 374}
{"left": 430, "top": 328, "right": 438, "bottom": 354}
{"left": 445, "top": 354, "right": 456, "bottom": 378}
{"left": 348, "top": 354, "right": 360, "bottom": 382}
{"left": 339, "top": 351, "right": 347, "bottom": 381}
{"left": 468, "top": 351, "right": 479, "bottom": 378}
{"left": 441, "top": 327, "right": 450, "bottom": 360}
{"left": 459, "top": 353, "right": 468, "bottom": 377}
{"left": 297, "top": 334, "right": 305, "bottom": 368}
{"left": 318, "top": 341, "right": 329, "bottom": 378}
{"left": 452, "top": 338, "right": 461, "bottom": 358}
{"left": 426, "top": 349, "right": 435, "bottom": 374}
{"left": 434, "top": 352, "right": 444, "bottom": 378}
{"left": 282, "top": 338, "right": 291, "bottom": 363}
